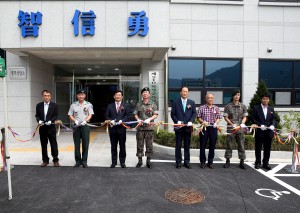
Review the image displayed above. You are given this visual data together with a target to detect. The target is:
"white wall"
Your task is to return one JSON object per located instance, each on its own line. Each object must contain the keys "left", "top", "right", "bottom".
{"left": 0, "top": 1, "right": 169, "bottom": 49}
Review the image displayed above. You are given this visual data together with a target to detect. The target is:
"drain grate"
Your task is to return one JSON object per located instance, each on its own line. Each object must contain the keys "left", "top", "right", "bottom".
{"left": 165, "top": 188, "right": 205, "bottom": 205}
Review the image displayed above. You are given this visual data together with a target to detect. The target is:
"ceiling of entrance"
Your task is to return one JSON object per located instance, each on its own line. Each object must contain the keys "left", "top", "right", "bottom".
{"left": 9, "top": 47, "right": 168, "bottom": 76}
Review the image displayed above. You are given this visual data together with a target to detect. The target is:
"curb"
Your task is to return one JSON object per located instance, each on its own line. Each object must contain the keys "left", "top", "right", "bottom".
{"left": 153, "top": 143, "right": 294, "bottom": 163}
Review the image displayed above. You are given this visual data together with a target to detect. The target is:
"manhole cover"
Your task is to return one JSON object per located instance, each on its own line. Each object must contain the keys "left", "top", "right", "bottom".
{"left": 165, "top": 188, "right": 205, "bottom": 205}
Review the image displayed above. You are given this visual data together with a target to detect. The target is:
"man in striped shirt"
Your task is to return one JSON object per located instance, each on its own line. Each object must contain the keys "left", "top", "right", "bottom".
{"left": 197, "top": 93, "right": 222, "bottom": 169}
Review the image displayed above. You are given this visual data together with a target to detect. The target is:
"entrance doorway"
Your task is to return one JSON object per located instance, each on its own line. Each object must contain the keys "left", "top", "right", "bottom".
{"left": 55, "top": 75, "right": 140, "bottom": 125}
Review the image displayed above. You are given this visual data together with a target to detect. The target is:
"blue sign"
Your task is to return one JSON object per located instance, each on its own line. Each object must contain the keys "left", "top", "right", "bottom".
{"left": 71, "top": 10, "right": 96, "bottom": 36}
{"left": 18, "top": 10, "right": 42, "bottom": 37}
{"left": 128, "top": 10, "right": 149, "bottom": 36}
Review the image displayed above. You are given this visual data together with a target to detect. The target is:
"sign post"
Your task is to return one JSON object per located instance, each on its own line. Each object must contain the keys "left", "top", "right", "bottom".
{"left": 0, "top": 57, "right": 13, "bottom": 200}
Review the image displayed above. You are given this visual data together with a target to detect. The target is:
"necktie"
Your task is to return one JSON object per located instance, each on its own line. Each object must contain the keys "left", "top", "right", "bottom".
{"left": 183, "top": 100, "right": 186, "bottom": 112}
{"left": 116, "top": 102, "right": 120, "bottom": 113}
{"left": 44, "top": 103, "right": 49, "bottom": 120}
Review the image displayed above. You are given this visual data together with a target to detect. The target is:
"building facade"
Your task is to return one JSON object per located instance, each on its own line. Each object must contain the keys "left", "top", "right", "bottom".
{"left": 0, "top": 0, "right": 300, "bottom": 133}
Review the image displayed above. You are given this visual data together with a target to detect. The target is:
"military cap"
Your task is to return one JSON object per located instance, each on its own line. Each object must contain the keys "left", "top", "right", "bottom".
{"left": 76, "top": 89, "right": 86, "bottom": 94}
{"left": 232, "top": 89, "right": 240, "bottom": 97}
{"left": 141, "top": 87, "right": 150, "bottom": 94}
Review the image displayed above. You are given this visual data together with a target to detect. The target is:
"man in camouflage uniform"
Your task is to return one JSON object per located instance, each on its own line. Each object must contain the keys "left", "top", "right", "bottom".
{"left": 223, "top": 89, "right": 248, "bottom": 170}
{"left": 68, "top": 89, "right": 94, "bottom": 168}
{"left": 134, "top": 87, "right": 158, "bottom": 169}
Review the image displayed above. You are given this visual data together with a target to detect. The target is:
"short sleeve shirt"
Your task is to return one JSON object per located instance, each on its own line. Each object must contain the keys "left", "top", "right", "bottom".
{"left": 223, "top": 102, "right": 248, "bottom": 125}
{"left": 134, "top": 100, "right": 158, "bottom": 130}
{"left": 197, "top": 104, "right": 222, "bottom": 124}
{"left": 68, "top": 101, "right": 94, "bottom": 122}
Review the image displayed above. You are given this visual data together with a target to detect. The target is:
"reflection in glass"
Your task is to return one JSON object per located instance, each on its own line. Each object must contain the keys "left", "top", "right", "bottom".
{"left": 275, "top": 92, "right": 291, "bottom": 105}
{"left": 296, "top": 92, "right": 300, "bottom": 105}
{"left": 223, "top": 92, "right": 232, "bottom": 105}
{"left": 205, "top": 60, "right": 241, "bottom": 88}
{"left": 168, "top": 91, "right": 180, "bottom": 105}
{"left": 169, "top": 59, "right": 203, "bottom": 88}
{"left": 296, "top": 62, "right": 300, "bottom": 88}
{"left": 260, "top": 60, "right": 293, "bottom": 88}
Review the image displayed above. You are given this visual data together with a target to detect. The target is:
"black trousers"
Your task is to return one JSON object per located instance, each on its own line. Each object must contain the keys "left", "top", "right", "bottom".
{"left": 73, "top": 126, "right": 90, "bottom": 164}
{"left": 39, "top": 126, "right": 59, "bottom": 163}
{"left": 199, "top": 127, "right": 217, "bottom": 164}
{"left": 175, "top": 130, "right": 191, "bottom": 165}
{"left": 109, "top": 132, "right": 126, "bottom": 165}
{"left": 255, "top": 131, "right": 273, "bottom": 165}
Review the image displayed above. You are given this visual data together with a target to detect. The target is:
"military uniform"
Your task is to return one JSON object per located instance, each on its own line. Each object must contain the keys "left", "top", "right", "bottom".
{"left": 223, "top": 102, "right": 248, "bottom": 160}
{"left": 68, "top": 100, "right": 94, "bottom": 166}
{"left": 134, "top": 100, "right": 158, "bottom": 158}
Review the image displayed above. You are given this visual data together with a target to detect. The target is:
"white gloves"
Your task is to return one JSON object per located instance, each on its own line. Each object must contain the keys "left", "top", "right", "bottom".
{"left": 213, "top": 123, "right": 218, "bottom": 128}
{"left": 75, "top": 120, "right": 79, "bottom": 126}
{"left": 137, "top": 119, "right": 142, "bottom": 123}
{"left": 187, "top": 122, "right": 193, "bottom": 127}
{"left": 260, "top": 125, "right": 267, "bottom": 131}
{"left": 81, "top": 121, "right": 87, "bottom": 126}
{"left": 110, "top": 120, "right": 116, "bottom": 126}
{"left": 177, "top": 121, "right": 182, "bottom": 125}
{"left": 117, "top": 120, "right": 122, "bottom": 125}
{"left": 144, "top": 118, "right": 151, "bottom": 124}
{"left": 269, "top": 125, "right": 275, "bottom": 131}
{"left": 38, "top": 120, "right": 44, "bottom": 126}
{"left": 45, "top": 121, "right": 51, "bottom": 126}
{"left": 232, "top": 124, "right": 237, "bottom": 128}
{"left": 240, "top": 123, "right": 246, "bottom": 128}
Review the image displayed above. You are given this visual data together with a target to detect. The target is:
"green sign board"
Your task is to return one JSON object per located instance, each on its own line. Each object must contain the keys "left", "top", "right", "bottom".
{"left": 0, "top": 57, "right": 6, "bottom": 77}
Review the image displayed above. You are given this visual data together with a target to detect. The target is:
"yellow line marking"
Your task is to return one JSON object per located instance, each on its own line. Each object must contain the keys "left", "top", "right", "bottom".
{"left": 9, "top": 131, "right": 101, "bottom": 152}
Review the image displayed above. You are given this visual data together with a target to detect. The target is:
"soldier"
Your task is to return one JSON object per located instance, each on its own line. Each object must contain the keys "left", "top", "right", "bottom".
{"left": 68, "top": 89, "right": 94, "bottom": 168}
{"left": 134, "top": 87, "right": 158, "bottom": 169}
{"left": 223, "top": 89, "right": 248, "bottom": 170}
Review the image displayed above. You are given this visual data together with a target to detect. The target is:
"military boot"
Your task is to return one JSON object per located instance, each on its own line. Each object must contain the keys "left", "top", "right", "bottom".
{"left": 146, "top": 157, "right": 153, "bottom": 169}
{"left": 239, "top": 159, "right": 246, "bottom": 170}
{"left": 223, "top": 158, "right": 230, "bottom": 168}
{"left": 136, "top": 157, "right": 142, "bottom": 168}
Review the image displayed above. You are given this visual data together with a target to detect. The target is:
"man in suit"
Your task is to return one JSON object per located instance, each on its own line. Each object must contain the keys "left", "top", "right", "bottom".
{"left": 197, "top": 93, "right": 222, "bottom": 169}
{"left": 105, "top": 90, "right": 130, "bottom": 168}
{"left": 252, "top": 93, "right": 276, "bottom": 170}
{"left": 171, "top": 87, "right": 196, "bottom": 169}
{"left": 35, "top": 90, "right": 59, "bottom": 167}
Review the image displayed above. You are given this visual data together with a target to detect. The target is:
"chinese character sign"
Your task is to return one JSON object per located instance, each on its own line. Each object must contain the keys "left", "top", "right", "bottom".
{"left": 149, "top": 71, "right": 159, "bottom": 108}
{"left": 71, "top": 10, "right": 96, "bottom": 36}
{"left": 128, "top": 10, "right": 149, "bottom": 36}
{"left": 18, "top": 10, "right": 42, "bottom": 37}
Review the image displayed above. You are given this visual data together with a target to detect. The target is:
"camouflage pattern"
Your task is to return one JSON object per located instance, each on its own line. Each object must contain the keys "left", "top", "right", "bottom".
{"left": 133, "top": 101, "right": 158, "bottom": 131}
{"left": 224, "top": 102, "right": 248, "bottom": 160}
{"left": 136, "top": 130, "right": 154, "bottom": 157}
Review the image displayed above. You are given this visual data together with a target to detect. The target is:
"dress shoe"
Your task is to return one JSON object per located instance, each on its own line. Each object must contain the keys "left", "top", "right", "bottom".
{"left": 254, "top": 163, "right": 260, "bottom": 169}
{"left": 41, "top": 162, "right": 49, "bottom": 167}
{"left": 110, "top": 164, "right": 116, "bottom": 168}
{"left": 184, "top": 163, "right": 192, "bottom": 169}
{"left": 54, "top": 162, "right": 60, "bottom": 167}
{"left": 200, "top": 162, "right": 206, "bottom": 169}
{"left": 207, "top": 163, "right": 214, "bottom": 169}
{"left": 73, "top": 163, "right": 80, "bottom": 168}
{"left": 223, "top": 159, "right": 230, "bottom": 168}
{"left": 176, "top": 163, "right": 181, "bottom": 169}
{"left": 263, "top": 164, "right": 272, "bottom": 170}
{"left": 121, "top": 164, "right": 126, "bottom": 168}
{"left": 82, "top": 163, "right": 88, "bottom": 168}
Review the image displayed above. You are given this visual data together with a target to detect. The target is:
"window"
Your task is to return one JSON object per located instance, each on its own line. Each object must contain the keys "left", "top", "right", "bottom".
{"left": 259, "top": 60, "right": 300, "bottom": 106}
{"left": 168, "top": 58, "right": 242, "bottom": 106}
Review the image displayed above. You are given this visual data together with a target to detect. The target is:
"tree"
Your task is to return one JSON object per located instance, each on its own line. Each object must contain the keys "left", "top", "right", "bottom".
{"left": 247, "top": 80, "right": 281, "bottom": 128}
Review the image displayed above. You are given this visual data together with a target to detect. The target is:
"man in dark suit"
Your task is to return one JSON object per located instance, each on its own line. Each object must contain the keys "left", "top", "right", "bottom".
{"left": 105, "top": 90, "right": 130, "bottom": 168}
{"left": 171, "top": 87, "right": 197, "bottom": 169}
{"left": 252, "top": 93, "right": 276, "bottom": 170}
{"left": 35, "top": 90, "right": 59, "bottom": 167}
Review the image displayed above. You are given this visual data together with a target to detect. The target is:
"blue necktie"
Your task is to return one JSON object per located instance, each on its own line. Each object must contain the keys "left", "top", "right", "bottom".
{"left": 183, "top": 100, "right": 186, "bottom": 112}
